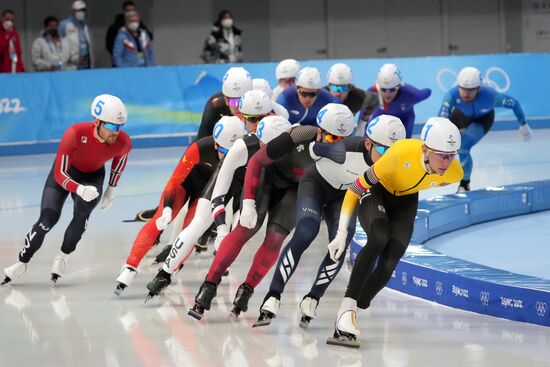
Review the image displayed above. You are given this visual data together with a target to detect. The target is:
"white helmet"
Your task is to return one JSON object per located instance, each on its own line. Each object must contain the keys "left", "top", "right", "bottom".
{"left": 328, "top": 63, "right": 353, "bottom": 85}
{"left": 256, "top": 115, "right": 292, "bottom": 144}
{"left": 421, "top": 117, "right": 461, "bottom": 153}
{"left": 296, "top": 67, "right": 322, "bottom": 89}
{"left": 252, "top": 78, "right": 273, "bottom": 99}
{"left": 376, "top": 63, "right": 402, "bottom": 89}
{"left": 238, "top": 90, "right": 272, "bottom": 115}
{"left": 213, "top": 116, "right": 246, "bottom": 153}
{"left": 316, "top": 103, "right": 355, "bottom": 137}
{"left": 456, "top": 67, "right": 482, "bottom": 89}
{"left": 365, "top": 115, "right": 406, "bottom": 146}
{"left": 91, "top": 94, "right": 127, "bottom": 125}
{"left": 275, "top": 59, "right": 300, "bottom": 80}
{"left": 222, "top": 67, "right": 253, "bottom": 98}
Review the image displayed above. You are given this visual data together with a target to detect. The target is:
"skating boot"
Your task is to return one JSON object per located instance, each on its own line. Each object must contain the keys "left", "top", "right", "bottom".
{"left": 50, "top": 253, "right": 68, "bottom": 285}
{"left": 153, "top": 245, "right": 171, "bottom": 264}
{"left": 145, "top": 269, "right": 172, "bottom": 302}
{"left": 252, "top": 294, "right": 280, "bottom": 327}
{"left": 299, "top": 295, "right": 319, "bottom": 329}
{"left": 196, "top": 224, "right": 215, "bottom": 253}
{"left": 327, "top": 297, "right": 360, "bottom": 348}
{"left": 188, "top": 281, "right": 217, "bottom": 320}
{"left": 2, "top": 261, "right": 27, "bottom": 285}
{"left": 138, "top": 208, "right": 157, "bottom": 222}
{"left": 114, "top": 265, "right": 137, "bottom": 295}
{"left": 458, "top": 179, "right": 470, "bottom": 193}
{"left": 230, "top": 283, "right": 254, "bottom": 318}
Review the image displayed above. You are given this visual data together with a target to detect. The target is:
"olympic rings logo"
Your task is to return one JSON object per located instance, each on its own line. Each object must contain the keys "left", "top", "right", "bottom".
{"left": 535, "top": 301, "right": 548, "bottom": 317}
{"left": 479, "top": 291, "right": 490, "bottom": 306}
{"left": 435, "top": 281, "right": 443, "bottom": 296}
{"left": 436, "top": 67, "right": 511, "bottom": 93}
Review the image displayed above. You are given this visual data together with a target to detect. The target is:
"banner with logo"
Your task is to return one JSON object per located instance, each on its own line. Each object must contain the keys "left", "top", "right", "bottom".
{"left": 350, "top": 180, "right": 550, "bottom": 327}
{"left": 1, "top": 53, "right": 549, "bottom": 154}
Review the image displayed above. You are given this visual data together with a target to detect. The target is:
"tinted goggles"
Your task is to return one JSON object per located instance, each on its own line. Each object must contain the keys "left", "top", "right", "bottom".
{"left": 374, "top": 144, "right": 389, "bottom": 155}
{"left": 380, "top": 87, "right": 398, "bottom": 93}
{"left": 102, "top": 122, "right": 123, "bottom": 131}
{"left": 242, "top": 114, "right": 265, "bottom": 123}
{"left": 322, "top": 131, "right": 345, "bottom": 143}
{"left": 298, "top": 89, "right": 319, "bottom": 98}
{"left": 329, "top": 84, "right": 351, "bottom": 93}
{"left": 428, "top": 148, "right": 456, "bottom": 161}
{"left": 227, "top": 98, "right": 241, "bottom": 108}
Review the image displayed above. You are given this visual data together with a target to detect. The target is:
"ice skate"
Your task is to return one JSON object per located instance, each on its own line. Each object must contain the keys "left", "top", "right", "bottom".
{"left": 50, "top": 253, "right": 68, "bottom": 285}
{"left": 299, "top": 295, "right": 319, "bottom": 329}
{"left": 188, "top": 281, "right": 217, "bottom": 320}
{"left": 252, "top": 295, "right": 280, "bottom": 327}
{"left": 326, "top": 298, "right": 360, "bottom": 348}
{"left": 458, "top": 179, "right": 470, "bottom": 192}
{"left": 153, "top": 245, "right": 172, "bottom": 264}
{"left": 114, "top": 265, "right": 137, "bottom": 296}
{"left": 2, "top": 261, "right": 27, "bottom": 285}
{"left": 230, "top": 283, "right": 254, "bottom": 318}
{"left": 145, "top": 269, "right": 172, "bottom": 302}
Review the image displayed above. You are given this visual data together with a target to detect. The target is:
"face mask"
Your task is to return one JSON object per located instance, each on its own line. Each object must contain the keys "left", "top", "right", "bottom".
{"left": 220, "top": 18, "right": 233, "bottom": 28}
{"left": 48, "top": 28, "right": 59, "bottom": 38}
{"left": 2, "top": 20, "right": 13, "bottom": 30}
{"left": 75, "top": 10, "right": 86, "bottom": 21}
{"left": 127, "top": 22, "right": 139, "bottom": 32}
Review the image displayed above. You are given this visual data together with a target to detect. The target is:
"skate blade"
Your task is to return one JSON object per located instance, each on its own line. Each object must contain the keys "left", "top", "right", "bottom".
{"left": 187, "top": 308, "right": 204, "bottom": 320}
{"left": 252, "top": 318, "right": 272, "bottom": 328}
{"left": 299, "top": 319, "right": 310, "bottom": 330}
{"left": 113, "top": 284, "right": 126, "bottom": 296}
{"left": 51, "top": 274, "right": 60, "bottom": 286}
{"left": 144, "top": 293, "right": 154, "bottom": 304}
{"left": 1, "top": 276, "right": 11, "bottom": 286}
{"left": 222, "top": 270, "right": 229, "bottom": 277}
{"left": 229, "top": 309, "right": 240, "bottom": 320}
{"left": 326, "top": 336, "right": 360, "bottom": 348}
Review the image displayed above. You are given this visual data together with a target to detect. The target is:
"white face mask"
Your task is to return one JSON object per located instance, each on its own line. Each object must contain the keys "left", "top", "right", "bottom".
{"left": 75, "top": 10, "right": 86, "bottom": 21}
{"left": 2, "top": 20, "right": 13, "bottom": 30}
{"left": 220, "top": 18, "right": 233, "bottom": 29}
{"left": 127, "top": 22, "right": 139, "bottom": 32}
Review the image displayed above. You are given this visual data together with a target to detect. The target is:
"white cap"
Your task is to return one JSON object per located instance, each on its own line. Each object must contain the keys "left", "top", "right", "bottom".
{"left": 91, "top": 94, "right": 127, "bottom": 125}
{"left": 421, "top": 117, "right": 461, "bottom": 153}
{"left": 365, "top": 115, "right": 406, "bottom": 146}
{"left": 316, "top": 103, "right": 355, "bottom": 137}
{"left": 256, "top": 115, "right": 292, "bottom": 144}
{"left": 238, "top": 90, "right": 272, "bottom": 116}
{"left": 72, "top": 0, "right": 86, "bottom": 10}
{"left": 456, "top": 67, "right": 482, "bottom": 89}
{"left": 296, "top": 67, "right": 322, "bottom": 89}
{"left": 252, "top": 78, "right": 273, "bottom": 99}
{"left": 222, "top": 67, "right": 253, "bottom": 98}
{"left": 376, "top": 63, "right": 402, "bottom": 89}
{"left": 328, "top": 63, "right": 353, "bottom": 85}
{"left": 213, "top": 116, "right": 246, "bottom": 152}
{"left": 275, "top": 59, "right": 300, "bottom": 80}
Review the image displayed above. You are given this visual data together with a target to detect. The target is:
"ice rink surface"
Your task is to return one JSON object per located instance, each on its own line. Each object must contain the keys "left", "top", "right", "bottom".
{"left": 1, "top": 129, "right": 549, "bottom": 367}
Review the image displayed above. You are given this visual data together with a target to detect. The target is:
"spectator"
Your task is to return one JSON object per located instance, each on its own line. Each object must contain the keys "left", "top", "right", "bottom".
{"left": 31, "top": 16, "right": 78, "bottom": 71}
{"left": 201, "top": 10, "right": 242, "bottom": 64}
{"left": 59, "top": 0, "right": 92, "bottom": 69}
{"left": 113, "top": 11, "right": 154, "bottom": 68}
{"left": 0, "top": 9, "right": 24, "bottom": 73}
{"left": 105, "top": 1, "right": 153, "bottom": 65}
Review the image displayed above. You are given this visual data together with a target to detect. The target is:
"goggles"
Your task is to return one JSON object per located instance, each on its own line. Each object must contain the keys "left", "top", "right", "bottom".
{"left": 374, "top": 144, "right": 389, "bottom": 155}
{"left": 279, "top": 77, "right": 296, "bottom": 84}
{"left": 227, "top": 97, "right": 241, "bottom": 108}
{"left": 322, "top": 130, "right": 345, "bottom": 143}
{"left": 102, "top": 122, "right": 123, "bottom": 131}
{"left": 242, "top": 114, "right": 265, "bottom": 123}
{"left": 329, "top": 84, "right": 350, "bottom": 93}
{"left": 380, "top": 87, "right": 398, "bottom": 93}
{"left": 218, "top": 146, "right": 229, "bottom": 155}
{"left": 428, "top": 148, "right": 456, "bottom": 161}
{"left": 298, "top": 89, "right": 319, "bottom": 98}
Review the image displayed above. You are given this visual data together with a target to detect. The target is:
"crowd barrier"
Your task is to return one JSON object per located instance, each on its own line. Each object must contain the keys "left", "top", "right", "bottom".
{"left": 350, "top": 180, "right": 550, "bottom": 327}
{"left": 1, "top": 53, "right": 550, "bottom": 155}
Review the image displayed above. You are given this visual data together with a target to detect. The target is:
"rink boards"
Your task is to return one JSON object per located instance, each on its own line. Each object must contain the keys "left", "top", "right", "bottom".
{"left": 350, "top": 180, "right": 550, "bottom": 327}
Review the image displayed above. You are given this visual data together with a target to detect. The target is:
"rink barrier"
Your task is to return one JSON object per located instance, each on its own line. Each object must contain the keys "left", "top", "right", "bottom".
{"left": 2, "top": 53, "right": 550, "bottom": 155}
{"left": 350, "top": 180, "right": 550, "bottom": 327}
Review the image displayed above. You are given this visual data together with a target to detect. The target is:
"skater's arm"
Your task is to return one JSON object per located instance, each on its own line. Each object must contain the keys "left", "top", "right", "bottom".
{"left": 108, "top": 136, "right": 132, "bottom": 187}
{"left": 162, "top": 142, "right": 200, "bottom": 209}
{"left": 54, "top": 127, "right": 80, "bottom": 192}
{"left": 408, "top": 84, "right": 432, "bottom": 104}
{"left": 438, "top": 90, "right": 455, "bottom": 118}
{"left": 211, "top": 138, "right": 248, "bottom": 226}
{"left": 493, "top": 92, "right": 527, "bottom": 126}
{"left": 243, "top": 146, "right": 273, "bottom": 201}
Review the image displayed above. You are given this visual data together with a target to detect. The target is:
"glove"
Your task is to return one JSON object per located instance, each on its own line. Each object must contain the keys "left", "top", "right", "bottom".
{"left": 155, "top": 207, "right": 172, "bottom": 230}
{"left": 214, "top": 224, "right": 229, "bottom": 252}
{"left": 76, "top": 185, "right": 99, "bottom": 202}
{"left": 519, "top": 124, "right": 532, "bottom": 142}
{"left": 101, "top": 186, "right": 116, "bottom": 210}
{"left": 328, "top": 230, "right": 348, "bottom": 262}
{"left": 239, "top": 199, "right": 258, "bottom": 229}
